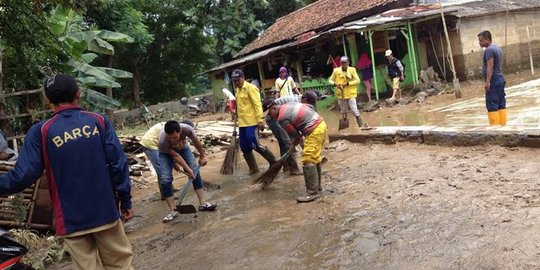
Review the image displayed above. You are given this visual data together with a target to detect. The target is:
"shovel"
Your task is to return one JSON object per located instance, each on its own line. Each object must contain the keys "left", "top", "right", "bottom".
{"left": 338, "top": 85, "right": 349, "bottom": 130}
{"left": 175, "top": 172, "right": 197, "bottom": 214}
{"left": 338, "top": 113, "right": 349, "bottom": 130}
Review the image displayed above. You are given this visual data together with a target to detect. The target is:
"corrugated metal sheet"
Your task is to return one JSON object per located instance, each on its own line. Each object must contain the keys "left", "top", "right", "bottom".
{"left": 451, "top": 0, "right": 540, "bottom": 17}
{"left": 238, "top": 0, "right": 412, "bottom": 57}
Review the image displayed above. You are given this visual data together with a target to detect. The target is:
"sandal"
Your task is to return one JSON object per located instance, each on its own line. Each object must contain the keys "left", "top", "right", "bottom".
{"left": 296, "top": 194, "right": 320, "bottom": 203}
{"left": 199, "top": 202, "right": 217, "bottom": 211}
{"left": 162, "top": 211, "right": 179, "bottom": 223}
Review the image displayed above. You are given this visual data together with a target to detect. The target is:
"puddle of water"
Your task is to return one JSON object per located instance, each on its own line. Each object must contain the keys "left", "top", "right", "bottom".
{"left": 318, "top": 78, "right": 540, "bottom": 129}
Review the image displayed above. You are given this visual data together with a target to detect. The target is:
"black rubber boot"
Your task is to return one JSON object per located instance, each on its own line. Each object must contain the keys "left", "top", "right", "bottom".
{"left": 257, "top": 146, "right": 277, "bottom": 165}
{"left": 296, "top": 165, "right": 320, "bottom": 203}
{"left": 243, "top": 152, "right": 259, "bottom": 175}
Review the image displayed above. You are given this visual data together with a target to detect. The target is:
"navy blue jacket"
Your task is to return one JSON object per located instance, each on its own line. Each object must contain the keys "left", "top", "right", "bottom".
{"left": 0, "top": 106, "right": 131, "bottom": 235}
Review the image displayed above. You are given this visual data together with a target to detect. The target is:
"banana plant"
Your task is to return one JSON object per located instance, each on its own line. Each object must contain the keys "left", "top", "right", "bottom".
{"left": 48, "top": 4, "right": 133, "bottom": 109}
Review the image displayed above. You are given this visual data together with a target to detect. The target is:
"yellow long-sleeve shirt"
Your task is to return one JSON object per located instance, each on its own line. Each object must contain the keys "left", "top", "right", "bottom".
{"left": 328, "top": 66, "right": 360, "bottom": 99}
{"left": 235, "top": 81, "right": 264, "bottom": 127}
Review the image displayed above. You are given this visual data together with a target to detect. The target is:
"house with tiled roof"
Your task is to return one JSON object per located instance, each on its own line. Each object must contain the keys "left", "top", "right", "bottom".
{"left": 207, "top": 0, "right": 540, "bottom": 102}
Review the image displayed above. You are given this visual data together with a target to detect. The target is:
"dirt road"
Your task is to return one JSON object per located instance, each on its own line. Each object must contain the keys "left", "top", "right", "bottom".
{"left": 50, "top": 73, "right": 540, "bottom": 269}
{"left": 121, "top": 140, "right": 540, "bottom": 270}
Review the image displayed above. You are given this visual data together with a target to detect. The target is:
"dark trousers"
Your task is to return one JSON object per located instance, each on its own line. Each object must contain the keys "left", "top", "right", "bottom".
{"left": 485, "top": 76, "right": 506, "bottom": 112}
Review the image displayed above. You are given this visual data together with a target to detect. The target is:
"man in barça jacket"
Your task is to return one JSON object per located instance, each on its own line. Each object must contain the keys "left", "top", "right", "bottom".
{"left": 0, "top": 75, "right": 134, "bottom": 270}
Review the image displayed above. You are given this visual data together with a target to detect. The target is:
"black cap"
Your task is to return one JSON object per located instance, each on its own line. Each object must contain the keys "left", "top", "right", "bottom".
{"left": 301, "top": 90, "right": 318, "bottom": 106}
{"left": 43, "top": 75, "right": 79, "bottom": 104}
{"left": 262, "top": 98, "right": 277, "bottom": 112}
{"left": 231, "top": 69, "right": 244, "bottom": 81}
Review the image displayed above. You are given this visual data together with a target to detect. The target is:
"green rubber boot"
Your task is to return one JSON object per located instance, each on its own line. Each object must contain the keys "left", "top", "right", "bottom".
{"left": 243, "top": 152, "right": 259, "bottom": 175}
{"left": 296, "top": 165, "right": 320, "bottom": 203}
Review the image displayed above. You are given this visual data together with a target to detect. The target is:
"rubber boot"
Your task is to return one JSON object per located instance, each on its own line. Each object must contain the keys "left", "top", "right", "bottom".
{"left": 287, "top": 156, "right": 303, "bottom": 175}
{"left": 257, "top": 146, "right": 277, "bottom": 165}
{"left": 282, "top": 162, "right": 290, "bottom": 173}
{"left": 316, "top": 163, "right": 322, "bottom": 191}
{"left": 488, "top": 111, "right": 501, "bottom": 125}
{"left": 499, "top": 109, "right": 507, "bottom": 125}
{"left": 243, "top": 152, "right": 259, "bottom": 175}
{"left": 296, "top": 166, "right": 320, "bottom": 203}
{"left": 355, "top": 115, "right": 364, "bottom": 127}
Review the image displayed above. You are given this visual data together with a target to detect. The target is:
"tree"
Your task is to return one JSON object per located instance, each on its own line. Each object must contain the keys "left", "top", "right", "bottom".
{"left": 84, "top": 0, "right": 154, "bottom": 108}
{"left": 124, "top": 0, "right": 215, "bottom": 104}
{"left": 0, "top": 1, "right": 70, "bottom": 134}
{"left": 202, "top": 0, "right": 265, "bottom": 64}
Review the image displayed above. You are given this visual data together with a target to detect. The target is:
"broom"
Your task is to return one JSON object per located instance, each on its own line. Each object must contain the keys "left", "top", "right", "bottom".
{"left": 255, "top": 146, "right": 295, "bottom": 189}
{"left": 220, "top": 116, "right": 238, "bottom": 175}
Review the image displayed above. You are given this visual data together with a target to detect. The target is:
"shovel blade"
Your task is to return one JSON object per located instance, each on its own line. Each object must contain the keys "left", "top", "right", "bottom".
{"left": 338, "top": 118, "right": 349, "bottom": 130}
{"left": 176, "top": 204, "right": 197, "bottom": 214}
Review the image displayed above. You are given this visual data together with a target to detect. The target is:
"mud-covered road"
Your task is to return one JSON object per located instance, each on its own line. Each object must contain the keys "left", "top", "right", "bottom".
{"left": 120, "top": 140, "right": 540, "bottom": 270}
{"left": 49, "top": 73, "right": 540, "bottom": 269}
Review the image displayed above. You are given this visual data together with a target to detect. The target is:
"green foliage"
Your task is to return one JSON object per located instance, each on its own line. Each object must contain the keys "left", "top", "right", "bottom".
{"left": 0, "top": 0, "right": 310, "bottom": 115}
{"left": 0, "top": 1, "right": 68, "bottom": 90}
{"left": 117, "top": 0, "right": 215, "bottom": 104}
{"left": 203, "top": 0, "right": 265, "bottom": 63}
{"left": 10, "top": 194, "right": 30, "bottom": 223}
{"left": 48, "top": 4, "right": 134, "bottom": 92}
{"left": 9, "top": 229, "right": 66, "bottom": 270}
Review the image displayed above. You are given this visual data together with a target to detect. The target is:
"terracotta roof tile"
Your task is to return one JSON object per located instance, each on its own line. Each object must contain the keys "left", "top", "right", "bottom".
{"left": 238, "top": 0, "right": 412, "bottom": 56}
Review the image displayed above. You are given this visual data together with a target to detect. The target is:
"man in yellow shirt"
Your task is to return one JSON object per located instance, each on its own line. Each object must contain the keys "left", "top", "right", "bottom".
{"left": 329, "top": 56, "right": 369, "bottom": 128}
{"left": 140, "top": 122, "right": 166, "bottom": 199}
{"left": 231, "top": 69, "right": 276, "bottom": 174}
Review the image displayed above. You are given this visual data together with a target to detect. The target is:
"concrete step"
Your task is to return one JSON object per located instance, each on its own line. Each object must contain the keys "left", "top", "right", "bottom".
{"left": 328, "top": 126, "right": 540, "bottom": 148}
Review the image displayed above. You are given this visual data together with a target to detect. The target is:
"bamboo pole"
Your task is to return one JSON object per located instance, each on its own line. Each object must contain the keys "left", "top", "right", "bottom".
{"left": 407, "top": 22, "right": 419, "bottom": 84}
{"left": 504, "top": 0, "right": 509, "bottom": 68}
{"left": 527, "top": 26, "right": 535, "bottom": 75}
{"left": 368, "top": 30, "right": 379, "bottom": 100}
{"left": 439, "top": 0, "right": 461, "bottom": 98}
{"left": 342, "top": 34, "right": 348, "bottom": 58}
{"left": 0, "top": 88, "right": 44, "bottom": 98}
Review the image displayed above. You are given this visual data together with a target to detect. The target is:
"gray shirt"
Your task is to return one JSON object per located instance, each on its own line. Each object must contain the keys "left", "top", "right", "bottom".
{"left": 482, "top": 44, "right": 503, "bottom": 81}
{"left": 157, "top": 123, "right": 197, "bottom": 153}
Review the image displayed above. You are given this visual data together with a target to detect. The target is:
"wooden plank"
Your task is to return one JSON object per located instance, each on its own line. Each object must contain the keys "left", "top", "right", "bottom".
{"left": 0, "top": 220, "right": 50, "bottom": 229}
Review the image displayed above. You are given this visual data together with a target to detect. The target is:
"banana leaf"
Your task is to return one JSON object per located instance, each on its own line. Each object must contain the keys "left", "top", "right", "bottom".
{"left": 81, "top": 89, "right": 121, "bottom": 110}
{"left": 77, "top": 76, "right": 121, "bottom": 88}
{"left": 81, "top": 53, "right": 98, "bottom": 64}
{"left": 49, "top": 5, "right": 73, "bottom": 35}
{"left": 97, "top": 30, "right": 134, "bottom": 43}
{"left": 68, "top": 60, "right": 115, "bottom": 83}
{"left": 97, "top": 67, "right": 133, "bottom": 79}
{"left": 88, "top": 37, "right": 115, "bottom": 55}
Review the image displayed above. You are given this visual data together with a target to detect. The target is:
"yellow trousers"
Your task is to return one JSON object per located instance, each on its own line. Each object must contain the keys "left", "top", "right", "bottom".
{"left": 64, "top": 220, "right": 134, "bottom": 270}
{"left": 302, "top": 121, "right": 327, "bottom": 164}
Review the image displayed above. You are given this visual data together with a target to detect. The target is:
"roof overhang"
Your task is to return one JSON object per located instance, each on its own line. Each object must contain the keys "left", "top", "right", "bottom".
{"left": 206, "top": 5, "right": 461, "bottom": 74}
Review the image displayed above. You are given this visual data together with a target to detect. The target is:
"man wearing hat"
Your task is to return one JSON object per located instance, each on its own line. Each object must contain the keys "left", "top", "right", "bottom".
{"left": 231, "top": 69, "right": 277, "bottom": 175}
{"left": 264, "top": 99, "right": 327, "bottom": 203}
{"left": 274, "top": 66, "right": 300, "bottom": 99}
{"left": 263, "top": 90, "right": 319, "bottom": 175}
{"left": 329, "top": 56, "right": 369, "bottom": 128}
{"left": 0, "top": 75, "right": 134, "bottom": 269}
{"left": 385, "top": 49, "right": 405, "bottom": 102}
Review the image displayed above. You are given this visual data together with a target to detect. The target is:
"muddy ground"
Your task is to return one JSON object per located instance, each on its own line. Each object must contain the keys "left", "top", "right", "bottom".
{"left": 119, "top": 141, "right": 540, "bottom": 270}
{"left": 50, "top": 73, "right": 540, "bottom": 269}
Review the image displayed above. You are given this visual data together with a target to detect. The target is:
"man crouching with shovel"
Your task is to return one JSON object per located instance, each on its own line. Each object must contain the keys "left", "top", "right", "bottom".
{"left": 158, "top": 120, "right": 217, "bottom": 222}
{"left": 264, "top": 100, "right": 327, "bottom": 203}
